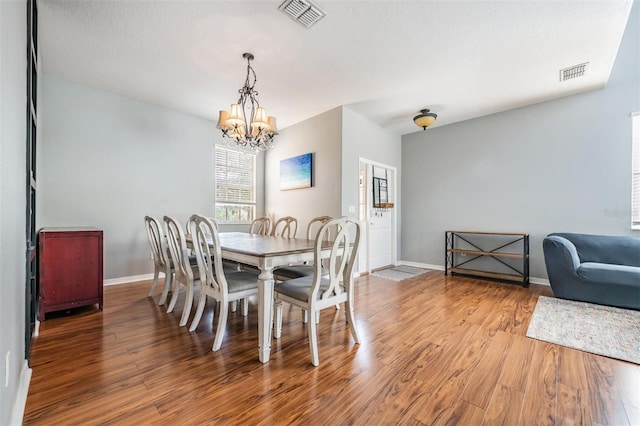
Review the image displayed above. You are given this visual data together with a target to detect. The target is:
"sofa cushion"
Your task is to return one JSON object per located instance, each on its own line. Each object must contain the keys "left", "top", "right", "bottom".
{"left": 577, "top": 262, "right": 640, "bottom": 287}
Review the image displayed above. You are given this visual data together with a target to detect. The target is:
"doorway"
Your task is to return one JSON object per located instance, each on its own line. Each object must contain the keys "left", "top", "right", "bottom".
{"left": 25, "top": 0, "right": 39, "bottom": 362}
{"left": 358, "top": 158, "right": 397, "bottom": 274}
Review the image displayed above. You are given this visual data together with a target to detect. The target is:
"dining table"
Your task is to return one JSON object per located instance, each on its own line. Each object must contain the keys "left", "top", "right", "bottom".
{"left": 216, "top": 232, "right": 329, "bottom": 363}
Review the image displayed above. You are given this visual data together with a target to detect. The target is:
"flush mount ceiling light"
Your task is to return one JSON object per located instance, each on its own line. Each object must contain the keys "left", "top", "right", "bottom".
{"left": 413, "top": 109, "right": 437, "bottom": 130}
{"left": 216, "top": 53, "right": 278, "bottom": 153}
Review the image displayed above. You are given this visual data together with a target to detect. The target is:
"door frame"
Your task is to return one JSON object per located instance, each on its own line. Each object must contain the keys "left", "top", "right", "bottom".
{"left": 358, "top": 157, "right": 398, "bottom": 274}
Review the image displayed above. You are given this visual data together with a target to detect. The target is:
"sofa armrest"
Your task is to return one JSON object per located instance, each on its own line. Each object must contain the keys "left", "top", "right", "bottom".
{"left": 543, "top": 235, "right": 582, "bottom": 299}
{"left": 543, "top": 235, "right": 581, "bottom": 271}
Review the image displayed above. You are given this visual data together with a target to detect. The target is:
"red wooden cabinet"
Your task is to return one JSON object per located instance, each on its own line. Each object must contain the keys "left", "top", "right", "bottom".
{"left": 38, "top": 228, "right": 103, "bottom": 320}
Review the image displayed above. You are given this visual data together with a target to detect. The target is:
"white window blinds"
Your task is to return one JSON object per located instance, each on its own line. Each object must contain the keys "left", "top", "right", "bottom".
{"left": 215, "top": 146, "right": 256, "bottom": 224}
{"left": 632, "top": 113, "right": 640, "bottom": 229}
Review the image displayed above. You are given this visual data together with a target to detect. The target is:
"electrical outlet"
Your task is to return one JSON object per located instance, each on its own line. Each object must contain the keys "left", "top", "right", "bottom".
{"left": 5, "top": 351, "right": 10, "bottom": 388}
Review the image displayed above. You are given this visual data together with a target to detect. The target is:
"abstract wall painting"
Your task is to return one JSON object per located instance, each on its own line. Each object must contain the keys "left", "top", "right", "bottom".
{"left": 280, "top": 152, "right": 313, "bottom": 190}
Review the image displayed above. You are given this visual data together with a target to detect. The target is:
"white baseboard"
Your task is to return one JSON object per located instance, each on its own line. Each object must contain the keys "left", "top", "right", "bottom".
{"left": 104, "top": 273, "right": 154, "bottom": 287}
{"left": 10, "top": 360, "right": 32, "bottom": 426}
{"left": 397, "top": 260, "right": 550, "bottom": 286}
{"left": 397, "top": 260, "right": 444, "bottom": 271}
{"left": 529, "top": 277, "right": 550, "bottom": 286}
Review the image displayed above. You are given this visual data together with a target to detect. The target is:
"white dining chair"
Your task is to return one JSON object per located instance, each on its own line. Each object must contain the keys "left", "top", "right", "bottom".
{"left": 186, "top": 214, "right": 247, "bottom": 314}
{"left": 274, "top": 216, "right": 361, "bottom": 366}
{"left": 188, "top": 214, "right": 259, "bottom": 351}
{"left": 272, "top": 216, "right": 298, "bottom": 238}
{"left": 274, "top": 216, "right": 336, "bottom": 323}
{"left": 164, "top": 216, "right": 201, "bottom": 327}
{"left": 187, "top": 214, "right": 240, "bottom": 277}
{"left": 144, "top": 215, "right": 173, "bottom": 305}
{"left": 249, "top": 216, "right": 272, "bottom": 236}
{"left": 274, "top": 215, "right": 332, "bottom": 281}
{"left": 240, "top": 216, "right": 276, "bottom": 276}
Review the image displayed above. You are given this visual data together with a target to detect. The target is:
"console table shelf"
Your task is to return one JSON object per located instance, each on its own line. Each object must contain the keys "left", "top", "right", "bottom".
{"left": 445, "top": 230, "right": 529, "bottom": 287}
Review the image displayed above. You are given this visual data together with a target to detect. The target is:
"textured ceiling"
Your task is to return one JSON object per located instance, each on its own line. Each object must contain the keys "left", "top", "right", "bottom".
{"left": 39, "top": 0, "right": 633, "bottom": 136}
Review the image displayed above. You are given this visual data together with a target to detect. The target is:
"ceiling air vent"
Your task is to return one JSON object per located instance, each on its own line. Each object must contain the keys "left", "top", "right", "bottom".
{"left": 559, "top": 62, "right": 589, "bottom": 82}
{"left": 279, "top": 0, "right": 326, "bottom": 28}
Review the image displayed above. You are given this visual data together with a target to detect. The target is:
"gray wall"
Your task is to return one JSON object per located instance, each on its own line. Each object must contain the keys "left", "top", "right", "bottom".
{"left": 341, "top": 106, "right": 402, "bottom": 255}
{"left": 39, "top": 75, "right": 265, "bottom": 279}
{"left": 0, "top": 0, "right": 28, "bottom": 422}
{"left": 264, "top": 107, "right": 343, "bottom": 232}
{"left": 401, "top": 1, "right": 640, "bottom": 280}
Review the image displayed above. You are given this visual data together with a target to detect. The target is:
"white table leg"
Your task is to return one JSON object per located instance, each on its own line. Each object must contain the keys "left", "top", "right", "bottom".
{"left": 257, "top": 266, "right": 274, "bottom": 363}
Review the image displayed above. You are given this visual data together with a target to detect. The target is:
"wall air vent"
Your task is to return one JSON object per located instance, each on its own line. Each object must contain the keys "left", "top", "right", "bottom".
{"left": 559, "top": 62, "right": 589, "bottom": 82}
{"left": 279, "top": 0, "right": 326, "bottom": 28}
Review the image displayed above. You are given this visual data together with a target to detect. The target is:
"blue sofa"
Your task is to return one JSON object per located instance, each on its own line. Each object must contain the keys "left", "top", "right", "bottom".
{"left": 542, "top": 233, "right": 640, "bottom": 310}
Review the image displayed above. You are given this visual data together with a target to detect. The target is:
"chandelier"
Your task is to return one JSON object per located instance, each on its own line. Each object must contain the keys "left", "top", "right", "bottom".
{"left": 216, "top": 53, "right": 278, "bottom": 153}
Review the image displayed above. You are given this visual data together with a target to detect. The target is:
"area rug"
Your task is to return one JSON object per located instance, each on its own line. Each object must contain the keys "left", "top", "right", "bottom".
{"left": 526, "top": 296, "right": 640, "bottom": 364}
{"left": 370, "top": 265, "right": 431, "bottom": 282}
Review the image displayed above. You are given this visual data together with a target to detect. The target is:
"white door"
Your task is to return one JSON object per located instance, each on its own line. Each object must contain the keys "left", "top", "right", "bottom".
{"left": 369, "top": 207, "right": 392, "bottom": 270}
{"left": 358, "top": 160, "right": 396, "bottom": 273}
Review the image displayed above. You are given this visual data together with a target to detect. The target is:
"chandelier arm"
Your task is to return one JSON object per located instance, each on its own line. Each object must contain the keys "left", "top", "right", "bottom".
{"left": 242, "top": 95, "right": 250, "bottom": 136}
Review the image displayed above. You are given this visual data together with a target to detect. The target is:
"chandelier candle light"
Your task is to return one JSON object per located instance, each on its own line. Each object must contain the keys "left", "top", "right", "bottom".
{"left": 217, "top": 53, "right": 278, "bottom": 152}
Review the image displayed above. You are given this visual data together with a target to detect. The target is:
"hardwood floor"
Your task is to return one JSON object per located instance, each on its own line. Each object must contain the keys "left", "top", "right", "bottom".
{"left": 24, "top": 272, "right": 640, "bottom": 425}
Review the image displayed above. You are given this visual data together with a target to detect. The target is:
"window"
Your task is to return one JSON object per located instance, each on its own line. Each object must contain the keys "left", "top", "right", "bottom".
{"left": 215, "top": 146, "right": 256, "bottom": 224}
{"left": 632, "top": 113, "right": 640, "bottom": 230}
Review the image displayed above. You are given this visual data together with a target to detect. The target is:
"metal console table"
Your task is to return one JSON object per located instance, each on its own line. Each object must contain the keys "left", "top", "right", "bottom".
{"left": 445, "top": 230, "right": 529, "bottom": 287}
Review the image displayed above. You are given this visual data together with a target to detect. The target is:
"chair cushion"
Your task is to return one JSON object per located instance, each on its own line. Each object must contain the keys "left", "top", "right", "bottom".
{"left": 189, "top": 264, "right": 201, "bottom": 281}
{"left": 169, "top": 254, "right": 198, "bottom": 269}
{"left": 275, "top": 276, "right": 344, "bottom": 303}
{"left": 188, "top": 258, "right": 242, "bottom": 279}
{"left": 274, "top": 265, "right": 328, "bottom": 280}
{"left": 226, "top": 271, "right": 259, "bottom": 293}
{"left": 274, "top": 265, "right": 314, "bottom": 280}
